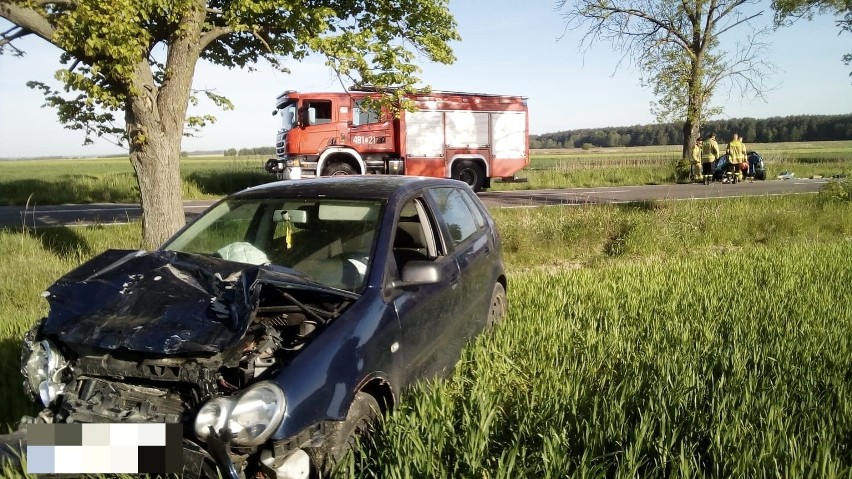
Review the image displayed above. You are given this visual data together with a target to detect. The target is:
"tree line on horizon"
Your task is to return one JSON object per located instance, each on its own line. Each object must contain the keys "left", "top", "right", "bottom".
{"left": 224, "top": 147, "right": 276, "bottom": 157}
{"left": 530, "top": 114, "right": 852, "bottom": 149}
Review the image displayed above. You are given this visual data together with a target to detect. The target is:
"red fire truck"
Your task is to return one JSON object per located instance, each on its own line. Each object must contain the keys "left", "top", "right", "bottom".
{"left": 264, "top": 87, "right": 529, "bottom": 191}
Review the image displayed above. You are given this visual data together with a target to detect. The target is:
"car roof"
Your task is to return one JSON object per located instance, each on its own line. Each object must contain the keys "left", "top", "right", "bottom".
{"left": 234, "top": 176, "right": 467, "bottom": 200}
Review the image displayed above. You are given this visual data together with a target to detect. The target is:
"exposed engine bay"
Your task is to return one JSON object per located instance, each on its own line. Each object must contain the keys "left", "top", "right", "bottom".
{"left": 20, "top": 249, "right": 356, "bottom": 476}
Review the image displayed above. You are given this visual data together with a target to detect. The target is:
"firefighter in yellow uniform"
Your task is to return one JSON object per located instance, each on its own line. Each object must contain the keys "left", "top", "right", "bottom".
{"left": 727, "top": 133, "right": 746, "bottom": 181}
{"left": 691, "top": 138, "right": 703, "bottom": 181}
{"left": 701, "top": 133, "right": 719, "bottom": 182}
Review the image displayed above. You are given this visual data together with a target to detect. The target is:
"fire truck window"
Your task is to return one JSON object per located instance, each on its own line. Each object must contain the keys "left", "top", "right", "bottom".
{"left": 304, "top": 100, "right": 332, "bottom": 124}
{"left": 353, "top": 100, "right": 381, "bottom": 126}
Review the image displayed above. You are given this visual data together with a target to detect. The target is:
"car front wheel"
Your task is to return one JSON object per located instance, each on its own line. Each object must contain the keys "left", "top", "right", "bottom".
{"left": 487, "top": 282, "right": 507, "bottom": 328}
{"left": 315, "top": 392, "right": 380, "bottom": 475}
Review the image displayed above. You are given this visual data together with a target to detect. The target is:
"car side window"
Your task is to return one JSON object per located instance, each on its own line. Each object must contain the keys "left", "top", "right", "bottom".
{"left": 390, "top": 198, "right": 440, "bottom": 277}
{"left": 459, "top": 189, "right": 486, "bottom": 229}
{"left": 427, "top": 187, "right": 479, "bottom": 247}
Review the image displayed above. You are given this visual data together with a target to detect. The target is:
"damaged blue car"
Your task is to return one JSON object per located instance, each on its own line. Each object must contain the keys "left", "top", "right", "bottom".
{"left": 2, "top": 176, "right": 507, "bottom": 478}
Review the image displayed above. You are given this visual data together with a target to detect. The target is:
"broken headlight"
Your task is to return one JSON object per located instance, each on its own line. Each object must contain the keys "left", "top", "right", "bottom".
{"left": 194, "top": 381, "right": 286, "bottom": 446}
{"left": 22, "top": 339, "right": 67, "bottom": 407}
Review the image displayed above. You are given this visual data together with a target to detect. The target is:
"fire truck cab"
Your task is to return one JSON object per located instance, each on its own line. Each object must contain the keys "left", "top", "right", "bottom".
{"left": 265, "top": 88, "right": 529, "bottom": 192}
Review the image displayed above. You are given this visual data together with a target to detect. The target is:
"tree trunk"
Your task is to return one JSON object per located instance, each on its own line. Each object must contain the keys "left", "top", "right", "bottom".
{"left": 681, "top": 118, "right": 697, "bottom": 159}
{"left": 128, "top": 124, "right": 186, "bottom": 249}
{"left": 124, "top": 2, "right": 205, "bottom": 249}
{"left": 682, "top": 59, "right": 703, "bottom": 160}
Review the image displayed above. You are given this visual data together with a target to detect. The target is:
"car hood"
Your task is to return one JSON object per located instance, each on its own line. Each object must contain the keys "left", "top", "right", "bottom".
{"left": 41, "top": 249, "right": 356, "bottom": 355}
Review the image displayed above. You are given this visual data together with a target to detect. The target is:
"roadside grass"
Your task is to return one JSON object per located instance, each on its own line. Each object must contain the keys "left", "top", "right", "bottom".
{"left": 496, "top": 165, "right": 673, "bottom": 190}
{"left": 492, "top": 191, "right": 852, "bottom": 270}
{"left": 0, "top": 224, "right": 141, "bottom": 428}
{"left": 0, "top": 156, "right": 269, "bottom": 206}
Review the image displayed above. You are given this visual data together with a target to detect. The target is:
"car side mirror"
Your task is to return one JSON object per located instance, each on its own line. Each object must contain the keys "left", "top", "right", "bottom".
{"left": 392, "top": 261, "right": 441, "bottom": 288}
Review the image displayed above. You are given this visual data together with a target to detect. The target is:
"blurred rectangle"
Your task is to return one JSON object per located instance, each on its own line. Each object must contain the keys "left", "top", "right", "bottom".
{"left": 25, "top": 423, "right": 182, "bottom": 473}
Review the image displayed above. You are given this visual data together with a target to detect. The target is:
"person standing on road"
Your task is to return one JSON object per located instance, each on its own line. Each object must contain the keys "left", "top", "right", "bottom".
{"left": 727, "top": 133, "right": 746, "bottom": 180}
{"left": 692, "top": 138, "right": 703, "bottom": 180}
{"left": 701, "top": 133, "right": 719, "bottom": 179}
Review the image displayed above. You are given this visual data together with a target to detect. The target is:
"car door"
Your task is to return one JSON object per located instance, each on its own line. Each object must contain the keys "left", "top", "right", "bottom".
{"left": 424, "top": 186, "right": 494, "bottom": 340}
{"left": 385, "top": 195, "right": 464, "bottom": 383}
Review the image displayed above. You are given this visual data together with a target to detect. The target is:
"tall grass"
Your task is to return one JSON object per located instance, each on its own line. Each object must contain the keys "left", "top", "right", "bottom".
{"left": 344, "top": 187, "right": 852, "bottom": 477}
{"left": 491, "top": 193, "right": 852, "bottom": 270}
{"left": 352, "top": 242, "right": 852, "bottom": 477}
{"left": 0, "top": 224, "right": 141, "bottom": 428}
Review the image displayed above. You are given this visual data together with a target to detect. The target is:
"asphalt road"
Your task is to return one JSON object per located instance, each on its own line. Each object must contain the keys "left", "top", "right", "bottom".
{"left": 0, "top": 178, "right": 830, "bottom": 229}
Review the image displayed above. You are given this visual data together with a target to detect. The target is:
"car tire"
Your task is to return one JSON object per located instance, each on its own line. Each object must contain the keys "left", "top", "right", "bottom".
{"left": 315, "top": 392, "right": 380, "bottom": 476}
{"left": 452, "top": 160, "right": 485, "bottom": 192}
{"left": 323, "top": 162, "right": 357, "bottom": 176}
{"left": 756, "top": 170, "right": 766, "bottom": 181}
{"left": 487, "top": 282, "right": 507, "bottom": 328}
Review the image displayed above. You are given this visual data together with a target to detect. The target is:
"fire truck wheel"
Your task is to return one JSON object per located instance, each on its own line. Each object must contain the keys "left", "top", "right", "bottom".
{"left": 324, "top": 162, "right": 357, "bottom": 176}
{"left": 453, "top": 160, "right": 485, "bottom": 192}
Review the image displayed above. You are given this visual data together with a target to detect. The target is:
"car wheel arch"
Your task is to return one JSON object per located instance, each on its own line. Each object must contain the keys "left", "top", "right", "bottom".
{"left": 356, "top": 375, "right": 396, "bottom": 414}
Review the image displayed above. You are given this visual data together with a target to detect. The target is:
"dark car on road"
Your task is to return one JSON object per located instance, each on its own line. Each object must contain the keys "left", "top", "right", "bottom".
{"left": 713, "top": 151, "right": 767, "bottom": 181}
{"left": 4, "top": 176, "right": 507, "bottom": 478}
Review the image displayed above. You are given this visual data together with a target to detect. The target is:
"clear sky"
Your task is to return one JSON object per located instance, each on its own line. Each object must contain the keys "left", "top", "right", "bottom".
{"left": 1, "top": 0, "right": 850, "bottom": 158}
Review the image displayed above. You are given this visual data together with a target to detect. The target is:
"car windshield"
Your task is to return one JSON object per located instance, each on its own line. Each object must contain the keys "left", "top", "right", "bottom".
{"left": 163, "top": 197, "right": 384, "bottom": 293}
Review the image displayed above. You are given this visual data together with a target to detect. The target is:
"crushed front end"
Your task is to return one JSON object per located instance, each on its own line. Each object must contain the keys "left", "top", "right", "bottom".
{"left": 16, "top": 249, "right": 357, "bottom": 478}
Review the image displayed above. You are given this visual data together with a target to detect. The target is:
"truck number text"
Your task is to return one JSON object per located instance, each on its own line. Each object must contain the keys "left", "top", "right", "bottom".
{"left": 353, "top": 136, "right": 385, "bottom": 145}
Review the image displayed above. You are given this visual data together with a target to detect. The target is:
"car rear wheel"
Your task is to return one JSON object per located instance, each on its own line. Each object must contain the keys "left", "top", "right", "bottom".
{"left": 315, "top": 392, "right": 380, "bottom": 475}
{"left": 487, "top": 282, "right": 507, "bottom": 328}
{"left": 453, "top": 160, "right": 485, "bottom": 192}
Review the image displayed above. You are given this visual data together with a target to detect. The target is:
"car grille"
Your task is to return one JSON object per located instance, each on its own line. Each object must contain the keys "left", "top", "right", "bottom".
{"left": 60, "top": 377, "right": 188, "bottom": 423}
